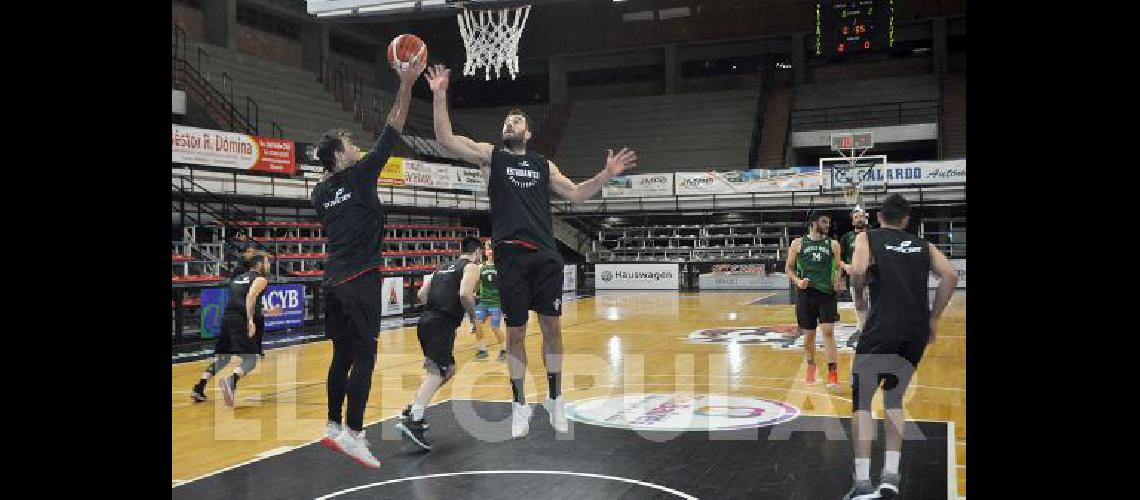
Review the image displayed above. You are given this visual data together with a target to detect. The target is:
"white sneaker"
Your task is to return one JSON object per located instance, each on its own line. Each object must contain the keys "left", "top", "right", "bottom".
{"left": 333, "top": 429, "right": 381, "bottom": 469}
{"left": 543, "top": 397, "right": 569, "bottom": 433}
{"left": 320, "top": 421, "right": 343, "bottom": 452}
{"left": 511, "top": 403, "right": 533, "bottom": 438}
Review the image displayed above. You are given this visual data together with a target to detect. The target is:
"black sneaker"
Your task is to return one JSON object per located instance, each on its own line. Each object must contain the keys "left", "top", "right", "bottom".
{"left": 401, "top": 405, "right": 429, "bottom": 430}
{"left": 877, "top": 472, "right": 901, "bottom": 498}
{"left": 496, "top": 350, "right": 507, "bottom": 362}
{"left": 190, "top": 386, "right": 207, "bottom": 403}
{"left": 395, "top": 418, "right": 432, "bottom": 451}
{"left": 842, "top": 479, "right": 878, "bottom": 499}
{"left": 473, "top": 350, "right": 489, "bottom": 361}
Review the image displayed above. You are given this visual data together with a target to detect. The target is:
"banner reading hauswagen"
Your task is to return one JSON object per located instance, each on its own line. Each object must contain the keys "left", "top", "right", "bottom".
{"left": 829, "top": 160, "right": 967, "bottom": 189}
{"left": 594, "top": 263, "right": 680, "bottom": 290}
{"left": 199, "top": 284, "right": 305, "bottom": 338}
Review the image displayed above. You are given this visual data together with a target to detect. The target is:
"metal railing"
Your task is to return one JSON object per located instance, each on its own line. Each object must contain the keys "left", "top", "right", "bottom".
{"left": 171, "top": 24, "right": 260, "bottom": 135}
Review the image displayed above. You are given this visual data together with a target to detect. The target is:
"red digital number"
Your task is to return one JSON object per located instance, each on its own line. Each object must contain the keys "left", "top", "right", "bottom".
{"left": 864, "top": 40, "right": 871, "bottom": 49}
{"left": 843, "top": 26, "right": 848, "bottom": 35}
{"left": 841, "top": 136, "right": 853, "bottom": 148}
{"left": 838, "top": 43, "right": 845, "bottom": 53}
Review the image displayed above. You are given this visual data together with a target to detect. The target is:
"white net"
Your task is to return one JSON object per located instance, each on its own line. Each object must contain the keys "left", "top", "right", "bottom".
{"left": 457, "top": 5, "right": 531, "bottom": 80}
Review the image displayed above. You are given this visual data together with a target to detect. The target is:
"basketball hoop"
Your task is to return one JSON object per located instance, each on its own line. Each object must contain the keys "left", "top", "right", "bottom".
{"left": 457, "top": 5, "right": 531, "bottom": 80}
{"left": 820, "top": 131, "right": 886, "bottom": 209}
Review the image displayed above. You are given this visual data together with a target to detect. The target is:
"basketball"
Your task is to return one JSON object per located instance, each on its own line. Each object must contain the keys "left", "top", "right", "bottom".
{"left": 387, "top": 34, "right": 427, "bottom": 70}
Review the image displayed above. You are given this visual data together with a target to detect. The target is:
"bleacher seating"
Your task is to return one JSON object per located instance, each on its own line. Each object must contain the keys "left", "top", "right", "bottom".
{"left": 555, "top": 89, "right": 760, "bottom": 177}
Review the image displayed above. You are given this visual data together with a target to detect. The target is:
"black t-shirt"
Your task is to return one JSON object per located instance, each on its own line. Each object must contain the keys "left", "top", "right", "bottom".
{"left": 425, "top": 257, "right": 472, "bottom": 320}
{"left": 487, "top": 147, "right": 556, "bottom": 253}
{"left": 311, "top": 125, "right": 400, "bottom": 286}
{"left": 863, "top": 228, "right": 933, "bottom": 342}
{"left": 225, "top": 270, "right": 265, "bottom": 321}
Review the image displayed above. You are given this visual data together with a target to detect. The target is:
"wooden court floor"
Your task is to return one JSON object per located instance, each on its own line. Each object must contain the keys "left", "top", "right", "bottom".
{"left": 172, "top": 290, "right": 967, "bottom": 495}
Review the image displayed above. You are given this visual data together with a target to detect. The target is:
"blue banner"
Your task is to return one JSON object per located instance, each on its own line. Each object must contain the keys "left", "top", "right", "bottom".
{"left": 199, "top": 287, "right": 227, "bottom": 339}
{"left": 262, "top": 284, "right": 305, "bottom": 331}
{"left": 198, "top": 283, "right": 306, "bottom": 338}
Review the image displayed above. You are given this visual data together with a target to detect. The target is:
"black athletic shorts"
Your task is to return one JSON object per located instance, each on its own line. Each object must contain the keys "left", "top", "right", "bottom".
{"left": 853, "top": 335, "right": 929, "bottom": 367}
{"left": 851, "top": 336, "right": 928, "bottom": 410}
{"left": 495, "top": 243, "right": 565, "bottom": 327}
{"left": 417, "top": 310, "right": 461, "bottom": 377}
{"left": 795, "top": 287, "right": 839, "bottom": 330}
{"left": 324, "top": 268, "right": 382, "bottom": 348}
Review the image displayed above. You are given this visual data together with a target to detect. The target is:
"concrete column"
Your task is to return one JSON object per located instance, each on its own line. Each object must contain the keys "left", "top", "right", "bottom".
{"left": 664, "top": 44, "right": 678, "bottom": 94}
{"left": 301, "top": 23, "right": 330, "bottom": 76}
{"left": 792, "top": 33, "right": 806, "bottom": 85}
{"left": 202, "top": 0, "right": 237, "bottom": 50}
{"left": 549, "top": 55, "right": 568, "bottom": 105}
{"left": 932, "top": 17, "right": 948, "bottom": 76}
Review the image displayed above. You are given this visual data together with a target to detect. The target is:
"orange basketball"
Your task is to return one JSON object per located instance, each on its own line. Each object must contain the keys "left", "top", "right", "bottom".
{"left": 387, "top": 34, "right": 427, "bottom": 70}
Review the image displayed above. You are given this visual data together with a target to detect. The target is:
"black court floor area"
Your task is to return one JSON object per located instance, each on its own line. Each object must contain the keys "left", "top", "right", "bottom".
{"left": 172, "top": 399, "right": 953, "bottom": 499}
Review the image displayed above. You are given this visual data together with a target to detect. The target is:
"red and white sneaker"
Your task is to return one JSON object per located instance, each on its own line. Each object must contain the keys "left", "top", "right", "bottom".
{"left": 218, "top": 376, "right": 236, "bottom": 407}
{"left": 320, "top": 421, "right": 343, "bottom": 453}
{"left": 826, "top": 368, "right": 839, "bottom": 389}
{"left": 333, "top": 429, "right": 381, "bottom": 469}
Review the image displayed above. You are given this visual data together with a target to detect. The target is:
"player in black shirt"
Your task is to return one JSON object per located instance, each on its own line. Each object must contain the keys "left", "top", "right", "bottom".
{"left": 395, "top": 236, "right": 483, "bottom": 450}
{"left": 190, "top": 249, "right": 279, "bottom": 406}
{"left": 839, "top": 206, "right": 871, "bottom": 341}
{"left": 844, "top": 194, "right": 958, "bottom": 499}
{"left": 426, "top": 64, "right": 637, "bottom": 438}
{"left": 312, "top": 57, "right": 426, "bottom": 469}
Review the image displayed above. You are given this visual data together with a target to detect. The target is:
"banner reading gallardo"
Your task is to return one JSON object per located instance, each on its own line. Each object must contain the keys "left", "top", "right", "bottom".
{"left": 171, "top": 125, "right": 296, "bottom": 175}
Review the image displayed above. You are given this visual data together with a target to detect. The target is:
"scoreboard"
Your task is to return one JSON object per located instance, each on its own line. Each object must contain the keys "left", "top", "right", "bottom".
{"left": 815, "top": 0, "right": 895, "bottom": 58}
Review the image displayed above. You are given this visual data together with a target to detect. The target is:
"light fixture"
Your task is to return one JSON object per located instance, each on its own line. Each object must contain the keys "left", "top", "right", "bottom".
{"left": 358, "top": 0, "right": 418, "bottom": 12}
{"left": 316, "top": 8, "right": 355, "bottom": 17}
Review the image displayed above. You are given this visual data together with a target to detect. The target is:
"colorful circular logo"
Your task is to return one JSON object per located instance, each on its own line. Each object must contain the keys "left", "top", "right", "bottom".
{"left": 566, "top": 393, "right": 799, "bottom": 432}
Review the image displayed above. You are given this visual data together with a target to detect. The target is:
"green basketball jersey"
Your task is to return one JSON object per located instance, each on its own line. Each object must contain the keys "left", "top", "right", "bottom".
{"left": 479, "top": 263, "right": 500, "bottom": 307}
{"left": 796, "top": 236, "right": 836, "bottom": 295}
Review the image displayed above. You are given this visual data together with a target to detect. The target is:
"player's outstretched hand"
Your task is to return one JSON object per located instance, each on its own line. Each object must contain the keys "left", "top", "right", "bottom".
{"left": 604, "top": 147, "right": 638, "bottom": 177}
{"left": 425, "top": 64, "right": 450, "bottom": 94}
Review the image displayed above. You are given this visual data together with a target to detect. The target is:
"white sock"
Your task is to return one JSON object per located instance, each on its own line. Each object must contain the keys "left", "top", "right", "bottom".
{"left": 478, "top": 341, "right": 487, "bottom": 351}
{"left": 884, "top": 451, "right": 901, "bottom": 475}
{"left": 411, "top": 404, "right": 425, "bottom": 421}
{"left": 855, "top": 458, "right": 871, "bottom": 481}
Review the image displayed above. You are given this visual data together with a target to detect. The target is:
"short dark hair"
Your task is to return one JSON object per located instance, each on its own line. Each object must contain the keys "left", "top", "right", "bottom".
{"left": 316, "top": 129, "right": 349, "bottom": 171}
{"left": 879, "top": 193, "right": 911, "bottom": 225}
{"left": 236, "top": 248, "right": 271, "bottom": 274}
{"left": 809, "top": 211, "right": 830, "bottom": 223}
{"left": 506, "top": 108, "right": 530, "bottom": 129}
{"left": 461, "top": 236, "right": 483, "bottom": 254}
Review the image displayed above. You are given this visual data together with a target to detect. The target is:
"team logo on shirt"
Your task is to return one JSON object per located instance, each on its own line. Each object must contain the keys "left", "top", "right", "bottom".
{"left": 506, "top": 161, "right": 541, "bottom": 189}
{"left": 323, "top": 187, "right": 353, "bottom": 209}
{"left": 885, "top": 240, "right": 923, "bottom": 254}
{"left": 553, "top": 298, "right": 561, "bottom": 311}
